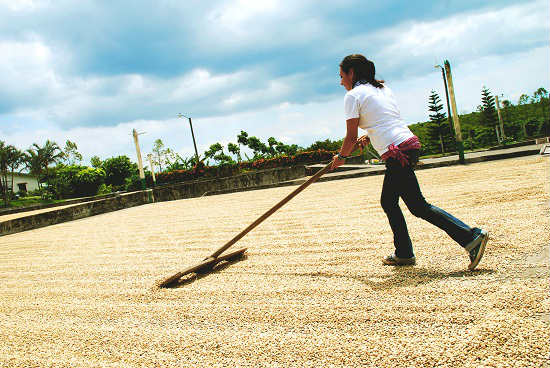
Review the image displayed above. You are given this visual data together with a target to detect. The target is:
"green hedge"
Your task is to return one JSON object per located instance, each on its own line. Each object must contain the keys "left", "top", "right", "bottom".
{"left": 154, "top": 149, "right": 336, "bottom": 185}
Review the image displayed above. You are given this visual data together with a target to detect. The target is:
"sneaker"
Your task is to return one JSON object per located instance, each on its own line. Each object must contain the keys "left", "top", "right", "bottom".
{"left": 464, "top": 229, "right": 489, "bottom": 270}
{"left": 382, "top": 254, "right": 416, "bottom": 266}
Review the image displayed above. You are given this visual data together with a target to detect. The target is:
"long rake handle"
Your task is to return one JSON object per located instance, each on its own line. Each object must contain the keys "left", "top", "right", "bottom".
{"left": 209, "top": 160, "right": 335, "bottom": 259}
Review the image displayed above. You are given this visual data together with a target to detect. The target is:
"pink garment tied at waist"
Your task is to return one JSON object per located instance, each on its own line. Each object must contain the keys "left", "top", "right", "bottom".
{"left": 381, "top": 136, "right": 421, "bottom": 167}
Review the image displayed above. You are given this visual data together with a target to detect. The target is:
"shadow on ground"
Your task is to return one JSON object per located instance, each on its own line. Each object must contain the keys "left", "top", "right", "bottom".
{"left": 245, "top": 267, "right": 497, "bottom": 290}
{"left": 156, "top": 254, "right": 249, "bottom": 289}
{"left": 352, "top": 267, "right": 497, "bottom": 290}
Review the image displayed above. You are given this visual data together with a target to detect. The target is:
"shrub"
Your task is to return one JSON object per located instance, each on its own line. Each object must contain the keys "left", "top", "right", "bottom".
{"left": 97, "top": 183, "right": 113, "bottom": 195}
{"left": 125, "top": 174, "right": 145, "bottom": 191}
{"left": 103, "top": 156, "right": 137, "bottom": 190}
{"left": 154, "top": 149, "right": 336, "bottom": 186}
{"left": 50, "top": 165, "right": 87, "bottom": 199}
{"left": 74, "top": 167, "right": 105, "bottom": 197}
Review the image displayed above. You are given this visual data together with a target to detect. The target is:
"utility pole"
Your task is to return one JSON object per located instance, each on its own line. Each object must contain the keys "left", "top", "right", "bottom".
{"left": 147, "top": 153, "right": 156, "bottom": 186}
{"left": 444, "top": 60, "right": 465, "bottom": 164}
{"left": 435, "top": 65, "right": 455, "bottom": 140}
{"left": 132, "top": 128, "right": 146, "bottom": 189}
{"left": 495, "top": 95, "right": 505, "bottom": 142}
{"left": 177, "top": 113, "right": 200, "bottom": 166}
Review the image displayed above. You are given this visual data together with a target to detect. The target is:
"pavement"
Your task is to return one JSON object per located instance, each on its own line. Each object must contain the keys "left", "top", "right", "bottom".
{"left": 0, "top": 154, "right": 548, "bottom": 367}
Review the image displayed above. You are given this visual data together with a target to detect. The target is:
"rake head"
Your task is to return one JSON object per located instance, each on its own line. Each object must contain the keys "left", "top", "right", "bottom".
{"left": 157, "top": 247, "right": 247, "bottom": 288}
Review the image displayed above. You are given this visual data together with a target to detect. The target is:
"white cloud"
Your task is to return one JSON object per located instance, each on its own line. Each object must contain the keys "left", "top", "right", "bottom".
{"left": 0, "top": 0, "right": 50, "bottom": 12}
{"left": 342, "top": 0, "right": 548, "bottom": 78}
{"left": 1, "top": 0, "right": 548, "bottom": 165}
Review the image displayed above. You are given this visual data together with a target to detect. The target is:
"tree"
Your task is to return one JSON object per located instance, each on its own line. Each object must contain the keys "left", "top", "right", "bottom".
{"left": 533, "top": 87, "right": 550, "bottom": 136}
{"left": 0, "top": 143, "right": 25, "bottom": 205}
{"left": 204, "top": 143, "right": 233, "bottom": 165}
{"left": 7, "top": 147, "right": 25, "bottom": 196}
{"left": 517, "top": 94, "right": 530, "bottom": 137}
{"left": 306, "top": 139, "right": 341, "bottom": 151}
{"left": 0, "top": 142, "right": 15, "bottom": 205}
{"left": 74, "top": 167, "right": 105, "bottom": 197}
{"left": 533, "top": 87, "right": 549, "bottom": 125}
{"left": 533, "top": 87, "right": 548, "bottom": 102}
{"left": 62, "top": 140, "right": 82, "bottom": 165}
{"left": 247, "top": 136, "right": 270, "bottom": 158}
{"left": 24, "top": 149, "right": 43, "bottom": 189}
{"left": 237, "top": 130, "right": 249, "bottom": 160}
{"left": 90, "top": 156, "right": 103, "bottom": 168}
{"left": 518, "top": 94, "right": 529, "bottom": 105}
{"left": 102, "top": 156, "right": 137, "bottom": 189}
{"left": 25, "top": 140, "right": 64, "bottom": 190}
{"left": 267, "top": 137, "right": 279, "bottom": 156}
{"left": 164, "top": 153, "right": 197, "bottom": 171}
{"left": 227, "top": 143, "right": 241, "bottom": 162}
{"left": 237, "top": 130, "right": 249, "bottom": 146}
{"left": 151, "top": 139, "right": 178, "bottom": 172}
{"left": 152, "top": 139, "right": 166, "bottom": 172}
{"left": 479, "top": 86, "right": 497, "bottom": 128}
{"left": 500, "top": 99, "right": 514, "bottom": 136}
{"left": 426, "top": 90, "right": 453, "bottom": 154}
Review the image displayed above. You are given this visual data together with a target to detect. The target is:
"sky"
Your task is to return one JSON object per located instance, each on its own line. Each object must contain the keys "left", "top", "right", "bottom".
{"left": 1, "top": 0, "right": 548, "bottom": 166}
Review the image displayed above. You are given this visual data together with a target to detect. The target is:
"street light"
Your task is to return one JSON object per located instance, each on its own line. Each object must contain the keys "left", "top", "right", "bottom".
{"left": 177, "top": 113, "right": 200, "bottom": 166}
{"left": 434, "top": 64, "right": 455, "bottom": 140}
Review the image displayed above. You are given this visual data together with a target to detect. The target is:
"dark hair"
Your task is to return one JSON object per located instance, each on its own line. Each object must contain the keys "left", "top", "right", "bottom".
{"left": 340, "top": 54, "right": 384, "bottom": 88}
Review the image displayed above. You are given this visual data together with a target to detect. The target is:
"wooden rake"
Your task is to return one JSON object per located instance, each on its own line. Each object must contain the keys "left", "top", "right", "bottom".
{"left": 158, "top": 158, "right": 339, "bottom": 288}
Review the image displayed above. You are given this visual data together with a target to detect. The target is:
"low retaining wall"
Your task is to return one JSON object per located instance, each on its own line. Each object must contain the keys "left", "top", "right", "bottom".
{"left": 0, "top": 190, "right": 153, "bottom": 237}
{"left": 0, "top": 192, "right": 120, "bottom": 216}
{"left": 1, "top": 166, "right": 305, "bottom": 236}
{"left": 153, "top": 166, "right": 305, "bottom": 202}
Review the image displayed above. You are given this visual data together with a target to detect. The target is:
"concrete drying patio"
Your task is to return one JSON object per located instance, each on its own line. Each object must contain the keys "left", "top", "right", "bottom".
{"left": 0, "top": 155, "right": 548, "bottom": 367}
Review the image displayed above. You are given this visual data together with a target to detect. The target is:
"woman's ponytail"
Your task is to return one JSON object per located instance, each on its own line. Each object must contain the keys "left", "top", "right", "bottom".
{"left": 340, "top": 54, "right": 384, "bottom": 88}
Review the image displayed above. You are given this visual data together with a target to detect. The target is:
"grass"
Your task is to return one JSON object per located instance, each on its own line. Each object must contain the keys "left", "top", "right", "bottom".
{"left": 3, "top": 196, "right": 65, "bottom": 209}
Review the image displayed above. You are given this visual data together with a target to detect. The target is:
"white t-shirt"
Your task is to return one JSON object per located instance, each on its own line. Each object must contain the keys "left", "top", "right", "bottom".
{"left": 344, "top": 83, "right": 414, "bottom": 155}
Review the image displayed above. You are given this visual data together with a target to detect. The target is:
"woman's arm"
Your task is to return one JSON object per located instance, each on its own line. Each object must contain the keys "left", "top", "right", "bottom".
{"left": 331, "top": 118, "right": 359, "bottom": 170}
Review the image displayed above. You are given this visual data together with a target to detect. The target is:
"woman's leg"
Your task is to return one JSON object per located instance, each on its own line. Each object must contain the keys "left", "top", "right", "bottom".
{"left": 396, "top": 162, "right": 475, "bottom": 247}
{"left": 381, "top": 162, "right": 415, "bottom": 258}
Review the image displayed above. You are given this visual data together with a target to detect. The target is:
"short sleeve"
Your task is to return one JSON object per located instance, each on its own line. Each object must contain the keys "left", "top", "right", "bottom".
{"left": 344, "top": 92, "right": 359, "bottom": 120}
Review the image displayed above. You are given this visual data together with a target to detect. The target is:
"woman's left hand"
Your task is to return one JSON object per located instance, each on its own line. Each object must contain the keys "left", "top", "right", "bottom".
{"left": 331, "top": 155, "right": 345, "bottom": 171}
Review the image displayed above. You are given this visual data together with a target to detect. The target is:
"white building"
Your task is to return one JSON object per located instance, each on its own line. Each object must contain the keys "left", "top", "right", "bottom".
{"left": 6, "top": 172, "right": 40, "bottom": 193}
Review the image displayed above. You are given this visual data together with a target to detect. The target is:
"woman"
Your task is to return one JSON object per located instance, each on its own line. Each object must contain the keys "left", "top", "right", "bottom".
{"left": 331, "top": 54, "right": 488, "bottom": 270}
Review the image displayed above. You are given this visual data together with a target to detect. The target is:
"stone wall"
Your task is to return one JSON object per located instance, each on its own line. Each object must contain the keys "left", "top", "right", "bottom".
{"left": 153, "top": 166, "right": 305, "bottom": 202}
{"left": 1, "top": 166, "right": 305, "bottom": 236}
{"left": 0, "top": 190, "right": 153, "bottom": 236}
{"left": 0, "top": 193, "right": 120, "bottom": 216}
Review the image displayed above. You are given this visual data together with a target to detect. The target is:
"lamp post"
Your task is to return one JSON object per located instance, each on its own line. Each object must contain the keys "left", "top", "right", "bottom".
{"left": 434, "top": 64, "right": 455, "bottom": 140}
{"left": 443, "top": 60, "right": 465, "bottom": 164}
{"left": 177, "top": 113, "right": 200, "bottom": 166}
{"left": 495, "top": 95, "right": 505, "bottom": 142}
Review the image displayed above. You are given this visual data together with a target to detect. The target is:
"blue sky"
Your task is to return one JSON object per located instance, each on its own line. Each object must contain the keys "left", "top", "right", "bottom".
{"left": 1, "top": 0, "right": 548, "bottom": 165}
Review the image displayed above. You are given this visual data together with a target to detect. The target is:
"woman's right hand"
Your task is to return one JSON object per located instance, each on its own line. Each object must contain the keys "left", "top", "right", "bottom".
{"left": 357, "top": 135, "right": 370, "bottom": 151}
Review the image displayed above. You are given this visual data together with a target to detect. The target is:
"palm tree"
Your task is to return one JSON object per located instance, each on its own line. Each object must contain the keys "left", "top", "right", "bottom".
{"left": 0, "top": 141, "right": 19, "bottom": 206}
{"left": 24, "top": 149, "right": 44, "bottom": 189}
{"left": 8, "top": 148, "right": 25, "bottom": 195}
{"left": 0, "top": 141, "right": 9, "bottom": 205}
{"left": 25, "top": 140, "right": 64, "bottom": 189}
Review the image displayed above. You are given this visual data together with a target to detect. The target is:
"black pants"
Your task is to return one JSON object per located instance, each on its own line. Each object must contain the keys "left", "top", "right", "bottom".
{"left": 380, "top": 149, "right": 475, "bottom": 258}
